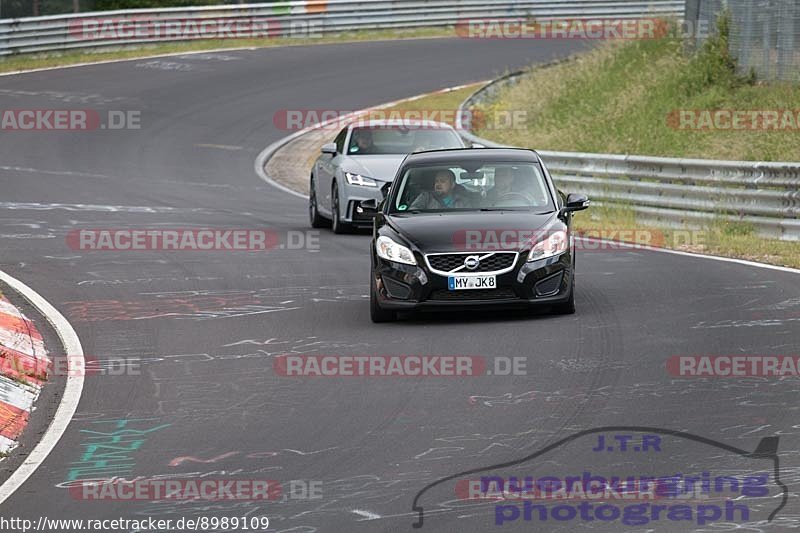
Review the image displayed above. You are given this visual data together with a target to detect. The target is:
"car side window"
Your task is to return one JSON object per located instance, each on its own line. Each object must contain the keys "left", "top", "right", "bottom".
{"left": 334, "top": 128, "right": 348, "bottom": 154}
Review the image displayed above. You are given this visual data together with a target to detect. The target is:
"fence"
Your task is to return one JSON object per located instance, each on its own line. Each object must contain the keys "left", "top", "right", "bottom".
{"left": 0, "top": 0, "right": 685, "bottom": 56}
{"left": 685, "top": 0, "right": 800, "bottom": 82}
{"left": 457, "top": 73, "right": 800, "bottom": 241}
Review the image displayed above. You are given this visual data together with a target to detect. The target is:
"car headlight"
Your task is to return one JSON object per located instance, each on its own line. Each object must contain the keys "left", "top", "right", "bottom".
{"left": 345, "top": 172, "right": 378, "bottom": 187}
{"left": 527, "top": 230, "right": 568, "bottom": 262}
{"left": 376, "top": 236, "right": 417, "bottom": 265}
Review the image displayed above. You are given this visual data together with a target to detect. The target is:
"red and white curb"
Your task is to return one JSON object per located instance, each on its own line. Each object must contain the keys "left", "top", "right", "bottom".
{"left": 0, "top": 296, "right": 50, "bottom": 455}
{"left": 0, "top": 270, "right": 83, "bottom": 506}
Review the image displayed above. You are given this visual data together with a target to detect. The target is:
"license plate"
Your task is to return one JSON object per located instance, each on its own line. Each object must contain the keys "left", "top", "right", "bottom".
{"left": 448, "top": 275, "right": 496, "bottom": 290}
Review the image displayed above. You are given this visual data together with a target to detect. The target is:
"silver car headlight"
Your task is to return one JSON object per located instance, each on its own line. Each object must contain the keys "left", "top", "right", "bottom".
{"left": 345, "top": 172, "right": 378, "bottom": 187}
{"left": 527, "top": 230, "right": 568, "bottom": 262}
{"left": 376, "top": 236, "right": 417, "bottom": 265}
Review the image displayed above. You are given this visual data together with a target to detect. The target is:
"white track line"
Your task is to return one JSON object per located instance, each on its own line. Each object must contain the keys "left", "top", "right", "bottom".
{"left": 0, "top": 270, "right": 84, "bottom": 506}
{"left": 352, "top": 509, "right": 382, "bottom": 520}
{"left": 254, "top": 127, "right": 319, "bottom": 200}
{"left": 577, "top": 236, "right": 800, "bottom": 275}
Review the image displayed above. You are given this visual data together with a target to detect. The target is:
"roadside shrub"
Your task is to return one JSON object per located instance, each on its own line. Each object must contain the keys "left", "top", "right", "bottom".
{"left": 681, "top": 11, "right": 753, "bottom": 94}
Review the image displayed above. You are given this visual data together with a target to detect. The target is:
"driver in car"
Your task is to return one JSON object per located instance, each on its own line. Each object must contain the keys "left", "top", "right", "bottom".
{"left": 349, "top": 129, "right": 374, "bottom": 154}
{"left": 409, "top": 169, "right": 472, "bottom": 209}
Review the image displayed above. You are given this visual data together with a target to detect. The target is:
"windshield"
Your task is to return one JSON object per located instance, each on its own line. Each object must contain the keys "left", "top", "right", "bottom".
{"left": 347, "top": 126, "right": 462, "bottom": 155}
{"left": 389, "top": 162, "right": 554, "bottom": 213}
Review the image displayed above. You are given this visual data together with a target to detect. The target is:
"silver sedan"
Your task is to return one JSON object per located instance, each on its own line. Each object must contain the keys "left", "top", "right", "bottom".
{"left": 309, "top": 119, "right": 466, "bottom": 233}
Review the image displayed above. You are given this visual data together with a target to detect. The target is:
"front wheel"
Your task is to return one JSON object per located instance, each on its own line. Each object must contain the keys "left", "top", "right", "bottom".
{"left": 370, "top": 275, "right": 396, "bottom": 323}
{"left": 552, "top": 272, "right": 576, "bottom": 315}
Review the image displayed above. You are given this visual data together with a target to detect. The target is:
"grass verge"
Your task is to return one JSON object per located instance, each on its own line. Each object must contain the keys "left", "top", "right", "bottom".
{"left": 472, "top": 23, "right": 800, "bottom": 162}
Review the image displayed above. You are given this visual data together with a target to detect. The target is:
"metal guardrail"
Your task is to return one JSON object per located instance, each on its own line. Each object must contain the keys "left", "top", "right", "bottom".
{"left": 0, "top": 0, "right": 684, "bottom": 56}
{"left": 456, "top": 73, "right": 800, "bottom": 241}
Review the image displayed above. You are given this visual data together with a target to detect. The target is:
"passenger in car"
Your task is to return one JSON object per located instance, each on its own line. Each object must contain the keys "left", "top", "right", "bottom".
{"left": 486, "top": 166, "right": 538, "bottom": 206}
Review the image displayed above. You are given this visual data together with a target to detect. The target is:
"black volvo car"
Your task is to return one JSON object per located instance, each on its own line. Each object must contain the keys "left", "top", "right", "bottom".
{"left": 367, "top": 148, "right": 589, "bottom": 322}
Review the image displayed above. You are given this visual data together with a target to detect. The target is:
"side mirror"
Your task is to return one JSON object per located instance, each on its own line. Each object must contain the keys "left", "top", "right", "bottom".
{"left": 471, "top": 142, "right": 485, "bottom": 149}
{"left": 380, "top": 182, "right": 391, "bottom": 199}
{"left": 321, "top": 143, "right": 337, "bottom": 155}
{"left": 360, "top": 199, "right": 379, "bottom": 210}
{"left": 562, "top": 193, "right": 590, "bottom": 213}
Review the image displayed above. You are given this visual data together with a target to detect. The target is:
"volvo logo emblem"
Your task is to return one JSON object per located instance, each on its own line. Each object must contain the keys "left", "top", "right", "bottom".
{"left": 464, "top": 255, "right": 480, "bottom": 270}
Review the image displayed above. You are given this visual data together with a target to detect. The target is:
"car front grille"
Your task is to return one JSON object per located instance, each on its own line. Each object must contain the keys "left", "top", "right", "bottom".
{"left": 426, "top": 252, "right": 517, "bottom": 274}
{"left": 428, "top": 288, "right": 517, "bottom": 301}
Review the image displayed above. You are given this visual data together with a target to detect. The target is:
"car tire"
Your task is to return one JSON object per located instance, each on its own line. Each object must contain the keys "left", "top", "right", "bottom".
{"left": 370, "top": 274, "right": 396, "bottom": 323}
{"left": 552, "top": 272, "right": 576, "bottom": 315}
{"left": 309, "top": 176, "right": 328, "bottom": 229}
{"left": 331, "top": 184, "right": 352, "bottom": 234}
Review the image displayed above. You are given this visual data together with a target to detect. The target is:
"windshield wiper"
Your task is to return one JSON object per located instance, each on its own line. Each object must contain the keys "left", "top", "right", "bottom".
{"left": 477, "top": 208, "right": 555, "bottom": 214}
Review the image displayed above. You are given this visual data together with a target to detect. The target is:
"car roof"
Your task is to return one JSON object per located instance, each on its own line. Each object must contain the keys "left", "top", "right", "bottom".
{"left": 401, "top": 147, "right": 541, "bottom": 165}
{"left": 348, "top": 119, "right": 455, "bottom": 129}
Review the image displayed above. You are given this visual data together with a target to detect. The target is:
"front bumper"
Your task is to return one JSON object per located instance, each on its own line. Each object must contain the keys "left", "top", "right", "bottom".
{"left": 341, "top": 182, "right": 385, "bottom": 227}
{"left": 373, "top": 251, "right": 573, "bottom": 312}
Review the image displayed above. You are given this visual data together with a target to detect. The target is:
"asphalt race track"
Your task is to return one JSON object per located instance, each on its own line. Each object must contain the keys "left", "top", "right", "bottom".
{"left": 1, "top": 38, "right": 799, "bottom": 532}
